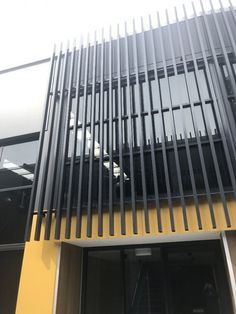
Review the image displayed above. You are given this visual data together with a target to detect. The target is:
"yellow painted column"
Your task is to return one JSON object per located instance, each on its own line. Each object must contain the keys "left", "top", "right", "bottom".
{"left": 16, "top": 220, "right": 59, "bottom": 314}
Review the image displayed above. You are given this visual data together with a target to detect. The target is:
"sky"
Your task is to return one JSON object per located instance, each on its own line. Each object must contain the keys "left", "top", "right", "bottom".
{"left": 0, "top": 0, "right": 235, "bottom": 69}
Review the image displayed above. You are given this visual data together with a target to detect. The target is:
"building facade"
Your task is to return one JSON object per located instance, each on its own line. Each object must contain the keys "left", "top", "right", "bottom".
{"left": 1, "top": 2, "right": 236, "bottom": 314}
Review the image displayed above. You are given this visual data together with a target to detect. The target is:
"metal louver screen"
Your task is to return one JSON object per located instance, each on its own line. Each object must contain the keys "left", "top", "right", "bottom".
{"left": 26, "top": 1, "right": 236, "bottom": 240}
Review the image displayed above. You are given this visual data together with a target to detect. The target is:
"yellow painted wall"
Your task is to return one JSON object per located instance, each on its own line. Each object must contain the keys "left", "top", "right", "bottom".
{"left": 16, "top": 218, "right": 59, "bottom": 314}
{"left": 16, "top": 196, "right": 236, "bottom": 314}
{"left": 57, "top": 195, "right": 236, "bottom": 241}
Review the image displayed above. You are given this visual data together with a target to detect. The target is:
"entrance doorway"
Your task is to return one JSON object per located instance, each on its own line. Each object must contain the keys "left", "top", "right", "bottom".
{"left": 82, "top": 241, "right": 233, "bottom": 314}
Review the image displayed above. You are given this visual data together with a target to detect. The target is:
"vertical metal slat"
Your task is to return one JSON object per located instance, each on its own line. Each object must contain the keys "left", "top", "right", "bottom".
{"left": 87, "top": 33, "right": 98, "bottom": 237}
{"left": 98, "top": 30, "right": 105, "bottom": 237}
{"left": 117, "top": 24, "right": 126, "bottom": 235}
{"left": 124, "top": 22, "right": 138, "bottom": 234}
{"left": 157, "top": 11, "right": 188, "bottom": 230}
{"left": 149, "top": 14, "right": 175, "bottom": 232}
{"left": 65, "top": 42, "right": 83, "bottom": 238}
{"left": 45, "top": 44, "right": 70, "bottom": 239}
{"left": 54, "top": 43, "right": 77, "bottom": 239}
{"left": 141, "top": 17, "right": 162, "bottom": 232}
{"left": 132, "top": 19, "right": 150, "bottom": 233}
{"left": 76, "top": 37, "right": 91, "bottom": 237}
{"left": 34, "top": 46, "right": 63, "bottom": 240}
{"left": 25, "top": 48, "right": 56, "bottom": 241}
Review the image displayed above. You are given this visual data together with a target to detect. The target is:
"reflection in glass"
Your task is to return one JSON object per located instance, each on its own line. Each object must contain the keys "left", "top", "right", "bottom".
{"left": 173, "top": 109, "right": 184, "bottom": 140}
{"left": 205, "top": 103, "right": 217, "bottom": 134}
{"left": 194, "top": 105, "right": 206, "bottom": 136}
{"left": 84, "top": 244, "right": 231, "bottom": 314}
{"left": 0, "top": 188, "right": 31, "bottom": 244}
{"left": 85, "top": 250, "right": 123, "bottom": 314}
{"left": 63, "top": 67, "right": 228, "bottom": 206}
{"left": 0, "top": 141, "right": 38, "bottom": 189}
{"left": 0, "top": 250, "right": 24, "bottom": 314}
{"left": 184, "top": 107, "right": 195, "bottom": 138}
{"left": 163, "top": 111, "right": 172, "bottom": 141}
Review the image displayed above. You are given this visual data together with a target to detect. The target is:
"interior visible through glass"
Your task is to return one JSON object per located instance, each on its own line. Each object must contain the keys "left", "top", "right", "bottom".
{"left": 83, "top": 242, "right": 233, "bottom": 314}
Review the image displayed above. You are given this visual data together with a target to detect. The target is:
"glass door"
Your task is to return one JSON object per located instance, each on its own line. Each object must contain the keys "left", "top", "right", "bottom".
{"left": 124, "top": 247, "right": 167, "bottom": 314}
{"left": 82, "top": 242, "right": 232, "bottom": 314}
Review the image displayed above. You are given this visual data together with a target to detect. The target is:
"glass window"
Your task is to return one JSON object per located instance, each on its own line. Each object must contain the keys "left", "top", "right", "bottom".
{"left": 222, "top": 64, "right": 233, "bottom": 96}
{"left": 104, "top": 90, "right": 109, "bottom": 120}
{"left": 86, "top": 94, "right": 92, "bottom": 123}
{"left": 0, "top": 141, "right": 38, "bottom": 189}
{"left": 197, "top": 69, "right": 210, "bottom": 100}
{"left": 194, "top": 105, "right": 206, "bottom": 137}
{"left": 233, "top": 63, "right": 236, "bottom": 76}
{"left": 169, "top": 74, "right": 188, "bottom": 106}
{"left": 163, "top": 111, "right": 172, "bottom": 141}
{"left": 141, "top": 81, "right": 150, "bottom": 112}
{"left": 0, "top": 188, "right": 31, "bottom": 244}
{"left": 0, "top": 249, "right": 24, "bottom": 314}
{"left": 186, "top": 71, "right": 199, "bottom": 103}
{"left": 113, "top": 88, "right": 118, "bottom": 118}
{"left": 205, "top": 103, "right": 217, "bottom": 135}
{"left": 144, "top": 116, "right": 152, "bottom": 146}
{"left": 150, "top": 79, "right": 161, "bottom": 110}
{"left": 95, "top": 92, "right": 100, "bottom": 122}
{"left": 153, "top": 113, "right": 162, "bottom": 143}
{"left": 173, "top": 109, "right": 184, "bottom": 140}
{"left": 0, "top": 62, "right": 49, "bottom": 139}
{"left": 160, "top": 77, "right": 171, "bottom": 108}
{"left": 184, "top": 107, "right": 195, "bottom": 138}
{"left": 85, "top": 250, "right": 123, "bottom": 314}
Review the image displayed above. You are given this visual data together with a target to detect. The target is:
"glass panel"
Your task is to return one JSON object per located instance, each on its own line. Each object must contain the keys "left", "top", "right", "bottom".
{"left": 184, "top": 107, "right": 195, "bottom": 138}
{"left": 205, "top": 103, "right": 217, "bottom": 135}
{"left": 203, "top": 144, "right": 218, "bottom": 191}
{"left": 167, "top": 149, "right": 179, "bottom": 194}
{"left": 0, "top": 250, "right": 23, "bottom": 314}
{"left": 104, "top": 90, "right": 109, "bottom": 120}
{"left": 222, "top": 65, "right": 233, "bottom": 95}
{"left": 144, "top": 116, "right": 152, "bottom": 146}
{"left": 167, "top": 245, "right": 222, "bottom": 314}
{"left": 0, "top": 141, "right": 38, "bottom": 189}
{"left": 86, "top": 94, "right": 92, "bottom": 123}
{"left": 142, "top": 81, "right": 150, "bottom": 112}
{"left": 122, "top": 86, "right": 127, "bottom": 116}
{"left": 198, "top": 69, "right": 210, "bottom": 100}
{"left": 0, "top": 188, "right": 31, "bottom": 244}
{"left": 95, "top": 92, "right": 100, "bottom": 122}
{"left": 179, "top": 147, "right": 192, "bottom": 192}
{"left": 190, "top": 146, "right": 205, "bottom": 192}
{"left": 233, "top": 63, "right": 236, "bottom": 76}
{"left": 113, "top": 88, "right": 118, "bottom": 118}
{"left": 124, "top": 247, "right": 165, "bottom": 314}
{"left": 85, "top": 250, "right": 123, "bottom": 314}
{"left": 150, "top": 79, "right": 161, "bottom": 110}
{"left": 187, "top": 71, "right": 199, "bottom": 103}
{"left": 0, "top": 63, "right": 49, "bottom": 139}
{"left": 160, "top": 77, "right": 171, "bottom": 108}
{"left": 169, "top": 74, "right": 188, "bottom": 106}
{"left": 173, "top": 109, "right": 184, "bottom": 140}
{"left": 163, "top": 111, "right": 172, "bottom": 141}
{"left": 215, "top": 142, "right": 232, "bottom": 190}
{"left": 194, "top": 105, "right": 206, "bottom": 137}
{"left": 153, "top": 113, "right": 162, "bottom": 143}
{"left": 83, "top": 244, "right": 231, "bottom": 314}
